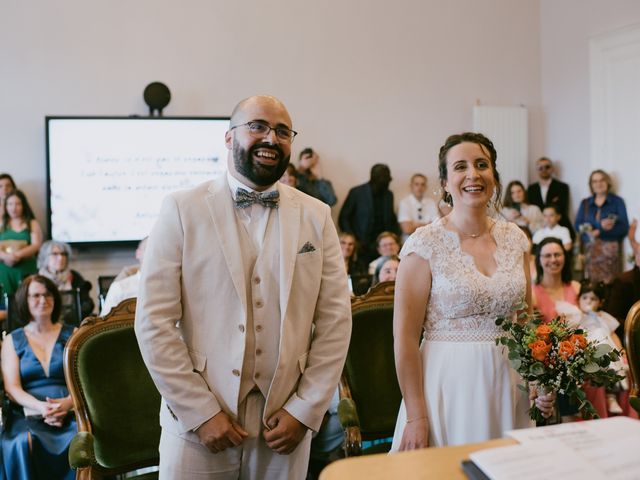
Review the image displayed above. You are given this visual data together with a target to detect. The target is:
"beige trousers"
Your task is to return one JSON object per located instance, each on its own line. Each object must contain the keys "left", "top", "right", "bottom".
{"left": 158, "top": 392, "right": 312, "bottom": 480}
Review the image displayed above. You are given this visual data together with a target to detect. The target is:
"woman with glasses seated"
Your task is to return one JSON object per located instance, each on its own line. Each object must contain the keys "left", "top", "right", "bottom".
{"left": 1, "top": 274, "right": 77, "bottom": 479}
{"left": 0, "top": 190, "right": 42, "bottom": 296}
{"left": 37, "top": 240, "right": 94, "bottom": 323}
{"left": 531, "top": 237, "right": 581, "bottom": 324}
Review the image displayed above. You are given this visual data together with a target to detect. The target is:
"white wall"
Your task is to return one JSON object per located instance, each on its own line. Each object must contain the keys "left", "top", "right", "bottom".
{"left": 540, "top": 0, "right": 640, "bottom": 215}
{"left": 0, "top": 0, "right": 544, "bottom": 296}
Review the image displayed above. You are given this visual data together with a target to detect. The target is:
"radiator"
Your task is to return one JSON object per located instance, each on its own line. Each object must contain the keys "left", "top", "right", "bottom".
{"left": 472, "top": 105, "right": 529, "bottom": 189}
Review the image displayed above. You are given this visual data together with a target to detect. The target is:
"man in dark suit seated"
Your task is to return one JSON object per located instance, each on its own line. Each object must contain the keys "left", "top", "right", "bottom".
{"left": 606, "top": 220, "right": 640, "bottom": 342}
{"left": 527, "top": 156, "right": 575, "bottom": 240}
{"left": 339, "top": 164, "right": 400, "bottom": 264}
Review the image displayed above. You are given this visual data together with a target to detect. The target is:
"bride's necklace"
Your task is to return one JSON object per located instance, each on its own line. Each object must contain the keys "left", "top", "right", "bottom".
{"left": 449, "top": 218, "right": 492, "bottom": 238}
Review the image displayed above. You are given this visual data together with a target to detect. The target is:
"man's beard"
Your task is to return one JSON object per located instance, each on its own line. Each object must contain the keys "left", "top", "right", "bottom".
{"left": 233, "top": 138, "right": 290, "bottom": 187}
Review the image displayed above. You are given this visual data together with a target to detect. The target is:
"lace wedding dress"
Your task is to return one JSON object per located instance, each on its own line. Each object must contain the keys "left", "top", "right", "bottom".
{"left": 390, "top": 218, "right": 532, "bottom": 449}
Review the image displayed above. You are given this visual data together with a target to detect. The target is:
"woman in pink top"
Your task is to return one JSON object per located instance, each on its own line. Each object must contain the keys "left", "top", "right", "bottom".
{"left": 532, "top": 237, "right": 581, "bottom": 421}
{"left": 532, "top": 237, "right": 580, "bottom": 323}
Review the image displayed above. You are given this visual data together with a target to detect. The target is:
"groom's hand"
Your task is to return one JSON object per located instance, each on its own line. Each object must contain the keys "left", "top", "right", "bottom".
{"left": 196, "top": 411, "right": 248, "bottom": 453}
{"left": 263, "top": 409, "right": 308, "bottom": 454}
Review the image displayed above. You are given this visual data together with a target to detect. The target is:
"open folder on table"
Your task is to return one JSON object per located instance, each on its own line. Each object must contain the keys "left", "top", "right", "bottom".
{"left": 464, "top": 417, "right": 640, "bottom": 480}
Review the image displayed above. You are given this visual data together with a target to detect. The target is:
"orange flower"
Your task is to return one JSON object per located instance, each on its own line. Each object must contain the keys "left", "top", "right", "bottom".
{"left": 558, "top": 340, "right": 576, "bottom": 359}
{"left": 535, "top": 325, "right": 553, "bottom": 342}
{"left": 568, "top": 333, "right": 587, "bottom": 350}
{"left": 529, "top": 340, "right": 552, "bottom": 362}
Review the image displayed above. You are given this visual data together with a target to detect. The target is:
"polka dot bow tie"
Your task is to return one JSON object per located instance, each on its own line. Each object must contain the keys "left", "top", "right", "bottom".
{"left": 234, "top": 188, "right": 280, "bottom": 209}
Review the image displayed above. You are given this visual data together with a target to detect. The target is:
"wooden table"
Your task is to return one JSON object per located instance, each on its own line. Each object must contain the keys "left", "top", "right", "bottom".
{"left": 320, "top": 438, "right": 517, "bottom": 480}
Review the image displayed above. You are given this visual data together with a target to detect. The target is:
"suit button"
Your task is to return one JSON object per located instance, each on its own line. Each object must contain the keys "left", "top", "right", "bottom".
{"left": 255, "top": 325, "right": 263, "bottom": 332}
{"left": 256, "top": 348, "right": 262, "bottom": 355}
{"left": 255, "top": 372, "right": 261, "bottom": 379}
{"left": 255, "top": 300, "right": 263, "bottom": 308}
{"left": 232, "top": 369, "right": 240, "bottom": 377}
{"left": 254, "top": 276, "right": 261, "bottom": 284}
{"left": 238, "top": 325, "right": 245, "bottom": 333}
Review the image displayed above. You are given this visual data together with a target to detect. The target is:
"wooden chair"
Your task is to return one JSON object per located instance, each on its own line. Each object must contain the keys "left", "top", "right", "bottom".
{"left": 338, "top": 281, "right": 401, "bottom": 456}
{"left": 624, "top": 299, "right": 640, "bottom": 415}
{"left": 64, "top": 298, "right": 161, "bottom": 479}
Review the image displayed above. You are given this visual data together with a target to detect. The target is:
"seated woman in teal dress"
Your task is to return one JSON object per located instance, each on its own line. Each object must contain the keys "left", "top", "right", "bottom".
{"left": 1, "top": 274, "right": 77, "bottom": 480}
{"left": 0, "top": 190, "right": 42, "bottom": 295}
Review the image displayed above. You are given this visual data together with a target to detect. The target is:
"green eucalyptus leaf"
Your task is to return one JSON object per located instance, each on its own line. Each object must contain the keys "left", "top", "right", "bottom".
{"left": 583, "top": 362, "right": 600, "bottom": 373}
{"left": 530, "top": 363, "right": 545, "bottom": 376}
{"left": 593, "top": 344, "right": 613, "bottom": 358}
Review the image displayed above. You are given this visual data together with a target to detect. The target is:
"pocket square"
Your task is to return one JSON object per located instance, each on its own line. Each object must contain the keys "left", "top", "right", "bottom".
{"left": 298, "top": 241, "right": 316, "bottom": 254}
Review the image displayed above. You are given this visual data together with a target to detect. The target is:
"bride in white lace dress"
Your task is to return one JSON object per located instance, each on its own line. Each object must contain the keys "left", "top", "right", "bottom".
{"left": 391, "top": 133, "right": 555, "bottom": 450}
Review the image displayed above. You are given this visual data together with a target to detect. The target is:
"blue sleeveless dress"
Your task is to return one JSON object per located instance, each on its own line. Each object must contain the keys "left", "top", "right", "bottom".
{"left": 1, "top": 324, "right": 77, "bottom": 479}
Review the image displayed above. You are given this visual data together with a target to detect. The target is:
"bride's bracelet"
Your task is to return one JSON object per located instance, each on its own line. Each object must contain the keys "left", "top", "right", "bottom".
{"left": 406, "top": 416, "right": 427, "bottom": 424}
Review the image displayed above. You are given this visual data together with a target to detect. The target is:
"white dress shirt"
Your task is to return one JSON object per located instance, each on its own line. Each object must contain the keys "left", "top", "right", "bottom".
{"left": 227, "top": 171, "right": 277, "bottom": 251}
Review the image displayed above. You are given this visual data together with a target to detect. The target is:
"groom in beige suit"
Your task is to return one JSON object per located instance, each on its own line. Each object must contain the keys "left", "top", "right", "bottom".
{"left": 135, "top": 95, "right": 352, "bottom": 479}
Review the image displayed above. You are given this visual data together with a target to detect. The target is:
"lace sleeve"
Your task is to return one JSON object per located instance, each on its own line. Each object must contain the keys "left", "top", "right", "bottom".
{"left": 399, "top": 225, "right": 434, "bottom": 261}
{"left": 507, "top": 222, "right": 530, "bottom": 254}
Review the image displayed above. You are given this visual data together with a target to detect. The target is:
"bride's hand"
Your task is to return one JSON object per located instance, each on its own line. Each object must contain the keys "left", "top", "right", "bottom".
{"left": 399, "top": 417, "right": 429, "bottom": 451}
{"left": 529, "top": 385, "right": 556, "bottom": 418}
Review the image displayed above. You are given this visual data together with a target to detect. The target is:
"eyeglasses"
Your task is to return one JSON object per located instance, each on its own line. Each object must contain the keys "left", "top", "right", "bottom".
{"left": 28, "top": 292, "right": 53, "bottom": 301}
{"left": 50, "top": 252, "right": 68, "bottom": 257}
{"left": 537, "top": 165, "right": 552, "bottom": 171}
{"left": 230, "top": 121, "right": 298, "bottom": 143}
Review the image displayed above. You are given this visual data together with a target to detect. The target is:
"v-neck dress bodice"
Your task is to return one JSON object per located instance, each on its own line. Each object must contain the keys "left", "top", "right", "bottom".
{"left": 410, "top": 218, "right": 529, "bottom": 342}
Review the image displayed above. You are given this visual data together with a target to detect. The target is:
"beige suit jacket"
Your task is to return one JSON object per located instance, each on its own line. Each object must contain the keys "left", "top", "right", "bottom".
{"left": 135, "top": 176, "right": 352, "bottom": 441}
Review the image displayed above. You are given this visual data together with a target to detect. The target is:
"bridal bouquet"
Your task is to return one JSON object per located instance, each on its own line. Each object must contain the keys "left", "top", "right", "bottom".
{"left": 496, "top": 305, "right": 624, "bottom": 422}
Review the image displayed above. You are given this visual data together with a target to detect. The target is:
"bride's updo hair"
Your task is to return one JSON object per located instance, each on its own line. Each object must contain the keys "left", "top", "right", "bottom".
{"left": 437, "top": 132, "right": 502, "bottom": 212}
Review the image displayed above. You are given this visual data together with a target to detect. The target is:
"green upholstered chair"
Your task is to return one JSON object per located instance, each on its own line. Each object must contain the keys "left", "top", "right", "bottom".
{"left": 338, "top": 281, "right": 401, "bottom": 456}
{"left": 624, "top": 299, "right": 640, "bottom": 415}
{"left": 63, "top": 298, "right": 161, "bottom": 479}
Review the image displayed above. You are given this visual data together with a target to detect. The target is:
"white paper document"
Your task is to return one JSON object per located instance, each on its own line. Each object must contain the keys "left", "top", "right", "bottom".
{"left": 469, "top": 417, "right": 640, "bottom": 480}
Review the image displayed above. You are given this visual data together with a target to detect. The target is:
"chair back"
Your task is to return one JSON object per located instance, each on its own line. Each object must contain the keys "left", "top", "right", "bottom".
{"left": 59, "top": 288, "right": 83, "bottom": 327}
{"left": 64, "top": 298, "right": 161, "bottom": 478}
{"left": 3, "top": 292, "right": 19, "bottom": 333}
{"left": 97, "top": 275, "right": 116, "bottom": 312}
{"left": 625, "top": 299, "right": 640, "bottom": 413}
{"left": 343, "top": 281, "right": 401, "bottom": 440}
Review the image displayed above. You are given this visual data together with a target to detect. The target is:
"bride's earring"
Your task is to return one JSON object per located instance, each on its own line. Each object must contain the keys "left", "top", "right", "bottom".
{"left": 443, "top": 189, "right": 453, "bottom": 206}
